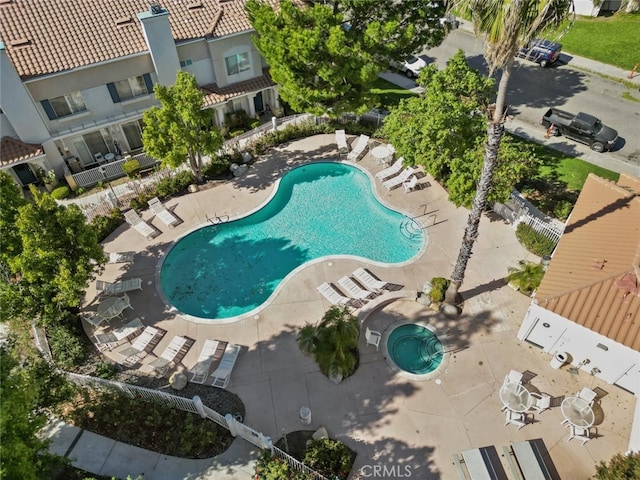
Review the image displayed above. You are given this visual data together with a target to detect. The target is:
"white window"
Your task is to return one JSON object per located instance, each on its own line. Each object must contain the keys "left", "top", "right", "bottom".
{"left": 49, "top": 92, "right": 86, "bottom": 118}
{"left": 225, "top": 52, "right": 251, "bottom": 76}
{"left": 113, "top": 76, "right": 149, "bottom": 101}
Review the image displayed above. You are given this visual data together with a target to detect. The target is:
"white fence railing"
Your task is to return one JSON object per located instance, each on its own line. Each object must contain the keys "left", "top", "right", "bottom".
{"left": 518, "top": 214, "right": 564, "bottom": 245}
{"left": 70, "top": 153, "right": 160, "bottom": 189}
{"left": 64, "top": 372, "right": 328, "bottom": 479}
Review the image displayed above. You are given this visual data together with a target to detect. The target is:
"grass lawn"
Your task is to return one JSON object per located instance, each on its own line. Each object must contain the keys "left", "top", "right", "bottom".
{"left": 558, "top": 13, "right": 640, "bottom": 71}
{"left": 370, "top": 77, "right": 418, "bottom": 109}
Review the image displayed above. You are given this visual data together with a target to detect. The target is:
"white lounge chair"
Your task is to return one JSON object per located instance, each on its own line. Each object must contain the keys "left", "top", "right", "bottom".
{"left": 124, "top": 209, "right": 159, "bottom": 240}
{"left": 210, "top": 343, "right": 242, "bottom": 388}
{"left": 94, "top": 317, "right": 144, "bottom": 352}
{"left": 117, "top": 326, "right": 165, "bottom": 366}
{"left": 335, "top": 129, "right": 349, "bottom": 156}
{"left": 346, "top": 134, "right": 370, "bottom": 162}
{"left": 81, "top": 311, "right": 108, "bottom": 328}
{"left": 353, "top": 267, "right": 388, "bottom": 292}
{"left": 96, "top": 293, "right": 133, "bottom": 322}
{"left": 337, "top": 276, "right": 377, "bottom": 300}
{"left": 375, "top": 157, "right": 404, "bottom": 181}
{"left": 365, "top": 327, "right": 382, "bottom": 351}
{"left": 317, "top": 282, "right": 365, "bottom": 308}
{"left": 96, "top": 278, "right": 142, "bottom": 297}
{"left": 403, "top": 175, "right": 418, "bottom": 193}
{"left": 383, "top": 167, "right": 414, "bottom": 191}
{"left": 148, "top": 335, "right": 192, "bottom": 376}
{"left": 148, "top": 197, "right": 181, "bottom": 228}
{"left": 108, "top": 251, "right": 135, "bottom": 264}
{"left": 188, "top": 339, "right": 224, "bottom": 384}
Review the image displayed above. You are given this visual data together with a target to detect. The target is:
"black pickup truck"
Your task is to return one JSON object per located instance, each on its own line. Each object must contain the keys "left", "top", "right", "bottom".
{"left": 540, "top": 108, "right": 619, "bottom": 152}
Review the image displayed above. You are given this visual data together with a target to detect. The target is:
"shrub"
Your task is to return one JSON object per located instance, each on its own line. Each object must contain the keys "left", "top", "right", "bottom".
{"left": 303, "top": 438, "right": 355, "bottom": 480}
{"left": 506, "top": 261, "right": 545, "bottom": 294}
{"left": 255, "top": 450, "right": 311, "bottom": 480}
{"left": 515, "top": 223, "right": 556, "bottom": 257}
{"left": 90, "top": 208, "right": 124, "bottom": 242}
{"left": 229, "top": 129, "right": 244, "bottom": 138}
{"left": 155, "top": 170, "right": 194, "bottom": 197}
{"left": 93, "top": 362, "right": 118, "bottom": 380}
{"left": 122, "top": 159, "right": 142, "bottom": 178}
{"left": 203, "top": 159, "right": 231, "bottom": 179}
{"left": 429, "top": 277, "right": 450, "bottom": 303}
{"left": 47, "top": 323, "right": 87, "bottom": 369}
{"left": 51, "top": 185, "right": 71, "bottom": 199}
{"left": 553, "top": 200, "right": 573, "bottom": 221}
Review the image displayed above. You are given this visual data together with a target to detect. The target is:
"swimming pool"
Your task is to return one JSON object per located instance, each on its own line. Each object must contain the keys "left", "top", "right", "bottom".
{"left": 160, "top": 162, "right": 424, "bottom": 320}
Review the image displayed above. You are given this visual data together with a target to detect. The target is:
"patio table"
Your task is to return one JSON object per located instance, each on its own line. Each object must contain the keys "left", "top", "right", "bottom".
{"left": 561, "top": 396, "right": 595, "bottom": 428}
{"left": 370, "top": 145, "right": 392, "bottom": 165}
{"left": 499, "top": 381, "right": 533, "bottom": 412}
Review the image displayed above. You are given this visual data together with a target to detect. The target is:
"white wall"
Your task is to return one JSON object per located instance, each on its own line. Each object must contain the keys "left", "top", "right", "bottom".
{"left": 518, "top": 304, "right": 640, "bottom": 394}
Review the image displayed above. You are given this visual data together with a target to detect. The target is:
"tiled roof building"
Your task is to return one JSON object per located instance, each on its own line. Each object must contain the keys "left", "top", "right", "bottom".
{"left": 0, "top": 0, "right": 284, "bottom": 188}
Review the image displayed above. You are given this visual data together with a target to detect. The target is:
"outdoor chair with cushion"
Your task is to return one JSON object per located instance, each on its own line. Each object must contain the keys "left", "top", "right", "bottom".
{"left": 346, "top": 134, "right": 370, "bottom": 162}
{"left": 148, "top": 335, "right": 192, "bottom": 376}
{"left": 148, "top": 197, "right": 181, "bottom": 228}
{"left": 210, "top": 343, "right": 242, "bottom": 388}
{"left": 124, "top": 209, "right": 160, "bottom": 240}
{"left": 188, "top": 339, "right": 226, "bottom": 384}
{"left": 96, "top": 278, "right": 142, "bottom": 297}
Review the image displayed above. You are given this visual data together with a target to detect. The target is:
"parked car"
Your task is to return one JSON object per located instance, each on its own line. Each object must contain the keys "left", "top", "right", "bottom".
{"left": 540, "top": 108, "right": 619, "bottom": 152}
{"left": 517, "top": 38, "right": 562, "bottom": 68}
{"left": 440, "top": 15, "right": 460, "bottom": 30}
{"left": 390, "top": 55, "right": 427, "bottom": 78}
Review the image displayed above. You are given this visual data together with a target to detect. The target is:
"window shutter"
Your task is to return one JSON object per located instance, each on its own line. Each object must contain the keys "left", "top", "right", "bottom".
{"left": 41, "top": 100, "right": 57, "bottom": 120}
{"left": 107, "top": 83, "right": 120, "bottom": 103}
{"left": 143, "top": 74, "right": 153, "bottom": 94}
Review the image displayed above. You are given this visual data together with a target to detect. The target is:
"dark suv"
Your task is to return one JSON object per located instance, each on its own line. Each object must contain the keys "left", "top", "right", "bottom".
{"left": 517, "top": 38, "right": 562, "bottom": 68}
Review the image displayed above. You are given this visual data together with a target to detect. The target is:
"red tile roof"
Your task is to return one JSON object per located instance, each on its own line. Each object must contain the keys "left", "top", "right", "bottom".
{"left": 0, "top": 136, "right": 44, "bottom": 166}
{"left": 533, "top": 173, "right": 640, "bottom": 350}
{"left": 201, "top": 70, "right": 275, "bottom": 107}
{"left": 0, "top": 0, "right": 282, "bottom": 79}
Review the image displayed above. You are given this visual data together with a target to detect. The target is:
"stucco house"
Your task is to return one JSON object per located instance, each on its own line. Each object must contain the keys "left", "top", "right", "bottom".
{"left": 517, "top": 173, "right": 640, "bottom": 448}
{"left": 0, "top": 0, "right": 284, "bottom": 190}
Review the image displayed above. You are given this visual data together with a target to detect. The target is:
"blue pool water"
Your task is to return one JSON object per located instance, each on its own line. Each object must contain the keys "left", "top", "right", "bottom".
{"left": 160, "top": 162, "right": 423, "bottom": 319}
{"left": 387, "top": 324, "right": 443, "bottom": 375}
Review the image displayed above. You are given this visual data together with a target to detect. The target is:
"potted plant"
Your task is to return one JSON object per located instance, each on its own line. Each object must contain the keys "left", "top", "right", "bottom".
{"left": 39, "top": 168, "right": 58, "bottom": 192}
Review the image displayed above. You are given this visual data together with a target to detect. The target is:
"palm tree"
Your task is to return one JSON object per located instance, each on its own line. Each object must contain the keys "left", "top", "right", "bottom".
{"left": 506, "top": 261, "right": 545, "bottom": 294}
{"left": 444, "top": 0, "right": 572, "bottom": 307}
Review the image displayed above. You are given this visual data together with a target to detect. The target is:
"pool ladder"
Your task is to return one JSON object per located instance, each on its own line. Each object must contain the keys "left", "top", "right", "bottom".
{"left": 206, "top": 213, "right": 229, "bottom": 225}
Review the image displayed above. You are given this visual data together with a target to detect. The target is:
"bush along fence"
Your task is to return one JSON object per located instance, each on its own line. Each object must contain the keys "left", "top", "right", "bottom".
{"left": 64, "top": 372, "right": 329, "bottom": 480}
{"left": 493, "top": 190, "right": 565, "bottom": 246}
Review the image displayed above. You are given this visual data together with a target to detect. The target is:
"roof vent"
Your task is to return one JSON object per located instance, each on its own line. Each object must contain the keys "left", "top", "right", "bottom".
{"left": 150, "top": 4, "right": 165, "bottom": 15}
{"left": 9, "top": 38, "right": 31, "bottom": 48}
{"left": 0, "top": 0, "right": 15, "bottom": 6}
{"left": 188, "top": 1, "right": 204, "bottom": 9}
{"left": 116, "top": 17, "right": 134, "bottom": 27}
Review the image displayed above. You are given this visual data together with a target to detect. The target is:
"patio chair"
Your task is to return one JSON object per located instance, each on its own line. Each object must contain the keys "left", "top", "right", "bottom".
{"left": 504, "top": 410, "right": 527, "bottom": 430}
{"left": 335, "top": 129, "right": 349, "bottom": 156}
{"left": 317, "top": 282, "right": 365, "bottom": 308}
{"left": 124, "top": 209, "right": 160, "bottom": 240}
{"left": 364, "top": 327, "right": 382, "bottom": 351}
{"left": 383, "top": 167, "right": 414, "bottom": 191}
{"left": 81, "top": 311, "right": 109, "bottom": 328}
{"left": 577, "top": 387, "right": 598, "bottom": 405}
{"left": 148, "top": 197, "right": 181, "bottom": 228}
{"left": 566, "top": 425, "right": 591, "bottom": 445}
{"left": 352, "top": 267, "right": 388, "bottom": 292}
{"left": 210, "top": 343, "right": 242, "bottom": 388}
{"left": 116, "top": 326, "right": 165, "bottom": 366}
{"left": 375, "top": 157, "right": 404, "bottom": 181}
{"left": 148, "top": 335, "right": 192, "bottom": 376}
{"left": 402, "top": 175, "right": 418, "bottom": 193}
{"left": 346, "top": 134, "right": 370, "bottom": 162}
{"left": 188, "top": 339, "right": 225, "bottom": 384}
{"left": 337, "top": 276, "right": 377, "bottom": 301}
{"left": 530, "top": 392, "right": 552, "bottom": 414}
{"left": 504, "top": 369, "right": 524, "bottom": 385}
{"left": 107, "top": 251, "right": 135, "bottom": 264}
{"left": 96, "top": 278, "right": 142, "bottom": 297}
{"left": 94, "top": 317, "right": 144, "bottom": 352}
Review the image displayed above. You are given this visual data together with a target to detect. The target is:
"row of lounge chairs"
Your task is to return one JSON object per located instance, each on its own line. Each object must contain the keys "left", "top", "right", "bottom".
{"left": 317, "top": 268, "right": 393, "bottom": 309}
{"left": 124, "top": 197, "right": 181, "bottom": 240}
{"left": 335, "top": 131, "right": 371, "bottom": 162}
{"left": 374, "top": 157, "right": 418, "bottom": 192}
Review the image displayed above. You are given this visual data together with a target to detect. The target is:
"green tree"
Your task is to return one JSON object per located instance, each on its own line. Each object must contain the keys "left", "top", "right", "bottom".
{"left": 1, "top": 186, "right": 104, "bottom": 324}
{"left": 0, "top": 344, "right": 69, "bottom": 480}
{"left": 444, "top": 0, "right": 572, "bottom": 306}
{"left": 142, "top": 71, "right": 223, "bottom": 183}
{"left": 506, "top": 261, "right": 545, "bottom": 294}
{"left": 383, "top": 50, "right": 540, "bottom": 207}
{"left": 246, "top": 0, "right": 446, "bottom": 116}
{"left": 595, "top": 452, "right": 640, "bottom": 479}
{"left": 298, "top": 306, "right": 359, "bottom": 381}
{"left": 0, "top": 172, "right": 26, "bottom": 267}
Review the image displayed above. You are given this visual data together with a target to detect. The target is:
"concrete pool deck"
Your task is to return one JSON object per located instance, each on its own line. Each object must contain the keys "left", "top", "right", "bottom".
{"left": 77, "top": 133, "right": 635, "bottom": 479}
